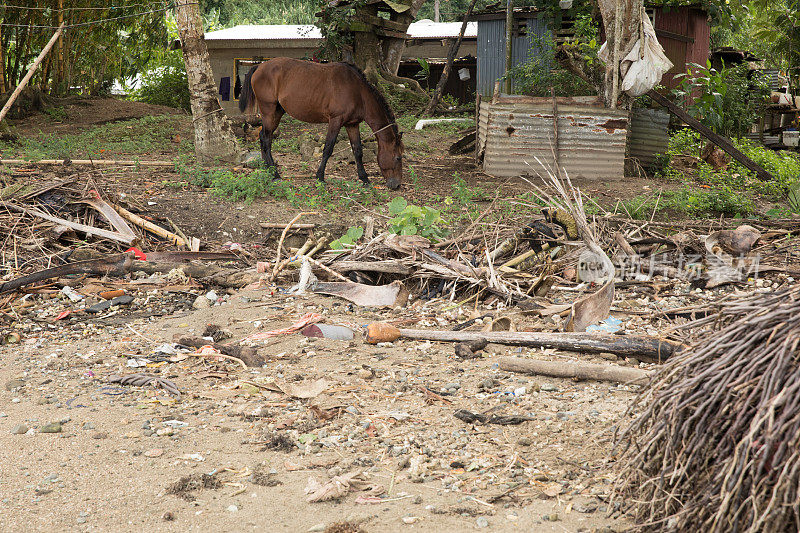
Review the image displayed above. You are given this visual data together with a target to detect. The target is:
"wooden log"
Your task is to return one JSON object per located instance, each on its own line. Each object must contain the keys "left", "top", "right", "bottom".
{"left": 647, "top": 90, "right": 774, "bottom": 181}
{"left": 0, "top": 159, "right": 175, "bottom": 167}
{"left": 0, "top": 23, "right": 64, "bottom": 123}
{"left": 397, "top": 328, "right": 679, "bottom": 362}
{"left": 499, "top": 357, "right": 652, "bottom": 384}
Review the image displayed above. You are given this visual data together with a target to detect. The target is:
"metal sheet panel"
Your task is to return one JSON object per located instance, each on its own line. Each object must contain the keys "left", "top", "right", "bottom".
{"left": 476, "top": 16, "right": 549, "bottom": 96}
{"left": 479, "top": 96, "right": 629, "bottom": 179}
{"left": 628, "top": 109, "right": 670, "bottom": 168}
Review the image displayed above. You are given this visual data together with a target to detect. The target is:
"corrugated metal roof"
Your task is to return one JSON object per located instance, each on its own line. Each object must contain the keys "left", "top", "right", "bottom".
{"left": 628, "top": 108, "right": 669, "bottom": 168}
{"left": 478, "top": 96, "right": 629, "bottom": 179}
{"left": 205, "top": 21, "right": 477, "bottom": 41}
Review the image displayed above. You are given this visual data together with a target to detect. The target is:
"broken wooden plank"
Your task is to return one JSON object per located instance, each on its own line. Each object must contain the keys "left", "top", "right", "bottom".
{"left": 397, "top": 329, "right": 679, "bottom": 362}
{"left": 79, "top": 193, "right": 137, "bottom": 242}
{"left": 647, "top": 90, "right": 774, "bottom": 181}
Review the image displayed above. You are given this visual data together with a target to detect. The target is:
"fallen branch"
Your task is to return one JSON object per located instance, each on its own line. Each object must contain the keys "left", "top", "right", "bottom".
{"left": 398, "top": 329, "right": 679, "bottom": 362}
{"left": 0, "top": 252, "right": 134, "bottom": 295}
{"left": 499, "top": 357, "right": 652, "bottom": 385}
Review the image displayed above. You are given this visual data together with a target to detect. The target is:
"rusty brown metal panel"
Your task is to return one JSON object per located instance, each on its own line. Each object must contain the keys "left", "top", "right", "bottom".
{"left": 478, "top": 97, "right": 629, "bottom": 179}
{"left": 655, "top": 7, "right": 689, "bottom": 89}
{"left": 687, "top": 8, "right": 711, "bottom": 67}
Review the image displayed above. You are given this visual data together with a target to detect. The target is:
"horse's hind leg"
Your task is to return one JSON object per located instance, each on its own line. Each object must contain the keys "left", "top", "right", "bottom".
{"left": 259, "top": 103, "right": 284, "bottom": 179}
{"left": 315, "top": 119, "right": 344, "bottom": 183}
{"left": 345, "top": 124, "right": 370, "bottom": 186}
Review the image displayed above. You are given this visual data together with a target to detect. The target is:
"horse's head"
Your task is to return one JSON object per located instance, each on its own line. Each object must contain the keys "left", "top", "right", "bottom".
{"left": 377, "top": 132, "right": 403, "bottom": 190}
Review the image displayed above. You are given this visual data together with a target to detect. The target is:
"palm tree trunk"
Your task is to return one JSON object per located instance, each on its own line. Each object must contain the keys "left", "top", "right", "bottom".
{"left": 174, "top": 0, "right": 241, "bottom": 164}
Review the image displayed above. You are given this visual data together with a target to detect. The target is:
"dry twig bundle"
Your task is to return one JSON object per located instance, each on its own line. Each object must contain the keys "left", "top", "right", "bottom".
{"left": 614, "top": 284, "right": 800, "bottom": 532}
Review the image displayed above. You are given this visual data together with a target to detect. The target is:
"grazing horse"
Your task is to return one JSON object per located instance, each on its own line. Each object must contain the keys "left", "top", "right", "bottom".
{"left": 238, "top": 58, "right": 404, "bottom": 190}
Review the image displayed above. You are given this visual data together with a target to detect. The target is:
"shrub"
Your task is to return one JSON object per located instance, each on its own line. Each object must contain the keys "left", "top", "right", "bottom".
{"left": 130, "top": 51, "right": 191, "bottom": 110}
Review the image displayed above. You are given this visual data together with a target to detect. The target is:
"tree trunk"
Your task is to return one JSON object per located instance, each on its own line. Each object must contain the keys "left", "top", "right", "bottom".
{"left": 596, "top": 0, "right": 642, "bottom": 107}
{"left": 383, "top": 0, "right": 427, "bottom": 77}
{"left": 174, "top": 0, "right": 241, "bottom": 164}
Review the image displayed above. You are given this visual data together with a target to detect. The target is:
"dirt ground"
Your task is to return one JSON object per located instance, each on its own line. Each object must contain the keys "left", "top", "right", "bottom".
{"left": 0, "top": 98, "right": 794, "bottom": 532}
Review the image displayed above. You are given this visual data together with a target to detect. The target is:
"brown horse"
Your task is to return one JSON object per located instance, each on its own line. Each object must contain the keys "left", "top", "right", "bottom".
{"left": 238, "top": 58, "right": 404, "bottom": 190}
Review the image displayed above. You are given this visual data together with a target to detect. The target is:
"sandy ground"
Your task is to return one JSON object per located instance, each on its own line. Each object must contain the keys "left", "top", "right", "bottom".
{"left": 0, "top": 285, "right": 639, "bottom": 533}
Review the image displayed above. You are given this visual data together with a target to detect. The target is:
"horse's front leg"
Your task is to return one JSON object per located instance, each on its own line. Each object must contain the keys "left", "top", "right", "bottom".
{"left": 346, "top": 124, "right": 370, "bottom": 186}
{"left": 259, "top": 127, "right": 281, "bottom": 180}
{"left": 315, "top": 120, "right": 343, "bottom": 183}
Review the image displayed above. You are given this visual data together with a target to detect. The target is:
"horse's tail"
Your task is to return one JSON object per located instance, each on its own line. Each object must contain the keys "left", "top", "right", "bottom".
{"left": 238, "top": 65, "right": 258, "bottom": 114}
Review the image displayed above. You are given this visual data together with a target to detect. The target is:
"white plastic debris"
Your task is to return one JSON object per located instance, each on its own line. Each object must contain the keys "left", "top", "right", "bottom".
{"left": 414, "top": 118, "right": 472, "bottom": 130}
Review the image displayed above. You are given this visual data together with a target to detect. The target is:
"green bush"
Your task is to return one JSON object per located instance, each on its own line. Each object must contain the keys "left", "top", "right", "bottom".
{"left": 674, "top": 62, "right": 770, "bottom": 139}
{"left": 506, "top": 13, "right": 598, "bottom": 97}
{"left": 130, "top": 51, "right": 191, "bottom": 110}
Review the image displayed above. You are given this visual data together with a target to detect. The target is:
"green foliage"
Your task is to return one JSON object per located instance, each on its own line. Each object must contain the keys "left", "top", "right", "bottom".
{"left": 330, "top": 226, "right": 365, "bottom": 250}
{"left": 201, "top": 0, "right": 318, "bottom": 26}
{"left": 0, "top": 0, "right": 168, "bottom": 96}
{"left": 0, "top": 116, "right": 189, "bottom": 160}
{"left": 673, "top": 62, "right": 770, "bottom": 138}
{"left": 387, "top": 197, "right": 449, "bottom": 241}
{"left": 130, "top": 51, "right": 191, "bottom": 110}
{"left": 651, "top": 128, "right": 800, "bottom": 218}
{"left": 623, "top": 186, "right": 756, "bottom": 219}
{"left": 43, "top": 106, "right": 68, "bottom": 122}
{"left": 210, "top": 168, "right": 277, "bottom": 202}
{"left": 789, "top": 183, "right": 800, "bottom": 213}
{"left": 505, "top": 15, "right": 597, "bottom": 97}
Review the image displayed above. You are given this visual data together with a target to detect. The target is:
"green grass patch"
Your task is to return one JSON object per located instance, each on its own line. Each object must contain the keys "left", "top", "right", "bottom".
{"left": 0, "top": 115, "right": 190, "bottom": 160}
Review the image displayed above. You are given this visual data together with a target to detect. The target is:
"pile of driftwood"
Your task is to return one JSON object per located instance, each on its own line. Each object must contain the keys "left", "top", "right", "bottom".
{"left": 614, "top": 285, "right": 800, "bottom": 532}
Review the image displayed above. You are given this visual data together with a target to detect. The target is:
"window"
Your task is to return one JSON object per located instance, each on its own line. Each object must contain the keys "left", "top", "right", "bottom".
{"left": 232, "top": 58, "right": 269, "bottom": 101}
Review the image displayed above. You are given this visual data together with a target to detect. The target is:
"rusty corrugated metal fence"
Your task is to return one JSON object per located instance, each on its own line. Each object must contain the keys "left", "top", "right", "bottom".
{"left": 628, "top": 108, "right": 670, "bottom": 168}
{"left": 477, "top": 95, "right": 629, "bottom": 179}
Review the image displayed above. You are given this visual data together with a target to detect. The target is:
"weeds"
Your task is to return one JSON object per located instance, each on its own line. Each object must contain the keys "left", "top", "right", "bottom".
{"left": 0, "top": 115, "right": 190, "bottom": 160}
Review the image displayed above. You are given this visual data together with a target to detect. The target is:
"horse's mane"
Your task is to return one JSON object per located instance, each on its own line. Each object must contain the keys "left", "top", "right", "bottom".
{"left": 339, "top": 63, "right": 400, "bottom": 140}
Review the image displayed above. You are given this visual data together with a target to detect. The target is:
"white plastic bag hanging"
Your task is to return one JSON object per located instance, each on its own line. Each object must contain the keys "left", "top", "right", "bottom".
{"left": 598, "top": 8, "right": 673, "bottom": 97}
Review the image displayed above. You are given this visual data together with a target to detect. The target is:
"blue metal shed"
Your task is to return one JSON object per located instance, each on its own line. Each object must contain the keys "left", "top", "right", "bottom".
{"left": 475, "top": 12, "right": 551, "bottom": 96}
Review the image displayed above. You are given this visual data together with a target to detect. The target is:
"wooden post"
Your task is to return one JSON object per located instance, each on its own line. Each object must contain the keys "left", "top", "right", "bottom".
{"left": 0, "top": 23, "right": 64, "bottom": 124}
{"left": 647, "top": 90, "right": 775, "bottom": 182}
{"left": 505, "top": 0, "right": 513, "bottom": 94}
